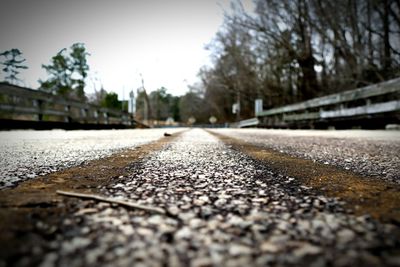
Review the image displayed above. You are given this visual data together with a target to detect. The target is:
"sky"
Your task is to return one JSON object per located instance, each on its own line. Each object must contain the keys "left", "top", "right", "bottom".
{"left": 0, "top": 0, "right": 247, "bottom": 98}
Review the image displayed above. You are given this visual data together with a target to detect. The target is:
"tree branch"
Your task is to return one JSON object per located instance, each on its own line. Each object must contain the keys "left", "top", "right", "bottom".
{"left": 56, "top": 190, "right": 166, "bottom": 215}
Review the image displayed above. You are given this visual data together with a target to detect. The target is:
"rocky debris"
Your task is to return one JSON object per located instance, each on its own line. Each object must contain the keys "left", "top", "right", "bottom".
{"left": 3, "top": 129, "right": 400, "bottom": 267}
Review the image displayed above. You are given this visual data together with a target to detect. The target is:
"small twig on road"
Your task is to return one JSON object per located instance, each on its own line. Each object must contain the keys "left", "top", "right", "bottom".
{"left": 56, "top": 190, "right": 166, "bottom": 215}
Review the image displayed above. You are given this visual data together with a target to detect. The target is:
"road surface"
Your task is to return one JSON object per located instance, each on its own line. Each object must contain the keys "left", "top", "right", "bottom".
{"left": 0, "top": 128, "right": 399, "bottom": 267}
{"left": 0, "top": 128, "right": 184, "bottom": 189}
{"left": 211, "top": 129, "right": 400, "bottom": 183}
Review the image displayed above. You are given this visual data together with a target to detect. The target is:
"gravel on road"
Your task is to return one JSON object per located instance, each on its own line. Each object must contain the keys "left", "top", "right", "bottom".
{"left": 211, "top": 129, "right": 400, "bottom": 184}
{"left": 0, "top": 128, "right": 184, "bottom": 189}
{"left": 3, "top": 129, "right": 398, "bottom": 267}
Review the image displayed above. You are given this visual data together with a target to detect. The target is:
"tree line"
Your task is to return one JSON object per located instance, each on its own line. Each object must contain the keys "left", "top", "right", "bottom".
{"left": 2, "top": 0, "right": 399, "bottom": 124}
{"left": 0, "top": 44, "right": 133, "bottom": 113}
{"left": 0, "top": 44, "right": 199, "bottom": 124}
{"left": 188, "top": 0, "right": 400, "bottom": 122}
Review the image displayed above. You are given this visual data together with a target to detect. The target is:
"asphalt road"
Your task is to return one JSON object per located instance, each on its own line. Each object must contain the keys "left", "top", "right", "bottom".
{"left": 0, "top": 128, "right": 399, "bottom": 267}
{"left": 212, "top": 129, "right": 400, "bottom": 183}
{"left": 0, "top": 128, "right": 184, "bottom": 189}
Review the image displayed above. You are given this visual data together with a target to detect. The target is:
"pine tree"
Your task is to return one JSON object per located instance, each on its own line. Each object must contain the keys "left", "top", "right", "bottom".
{"left": 0, "top": 49, "right": 28, "bottom": 85}
{"left": 39, "top": 43, "right": 89, "bottom": 101}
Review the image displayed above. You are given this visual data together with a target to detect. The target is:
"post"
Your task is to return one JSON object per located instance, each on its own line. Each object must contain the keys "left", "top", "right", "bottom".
{"left": 121, "top": 113, "right": 127, "bottom": 125}
{"left": 104, "top": 112, "right": 109, "bottom": 124}
{"left": 255, "top": 99, "right": 263, "bottom": 116}
{"left": 79, "top": 107, "right": 90, "bottom": 123}
{"left": 33, "top": 99, "right": 43, "bottom": 121}
{"left": 94, "top": 110, "right": 99, "bottom": 124}
{"left": 236, "top": 91, "right": 241, "bottom": 122}
{"left": 64, "top": 105, "right": 71, "bottom": 123}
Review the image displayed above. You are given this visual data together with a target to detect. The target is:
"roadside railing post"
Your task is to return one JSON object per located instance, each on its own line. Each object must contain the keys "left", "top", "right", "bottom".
{"left": 94, "top": 110, "right": 99, "bottom": 124}
{"left": 64, "top": 105, "right": 71, "bottom": 123}
{"left": 104, "top": 112, "right": 109, "bottom": 124}
{"left": 33, "top": 99, "right": 43, "bottom": 121}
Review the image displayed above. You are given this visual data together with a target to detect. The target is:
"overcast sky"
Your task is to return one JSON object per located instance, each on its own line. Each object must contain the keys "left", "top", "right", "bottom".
{"left": 0, "top": 0, "right": 250, "bottom": 98}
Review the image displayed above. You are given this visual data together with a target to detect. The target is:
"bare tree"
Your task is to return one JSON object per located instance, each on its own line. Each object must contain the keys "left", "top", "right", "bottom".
{"left": 193, "top": 0, "right": 400, "bottom": 122}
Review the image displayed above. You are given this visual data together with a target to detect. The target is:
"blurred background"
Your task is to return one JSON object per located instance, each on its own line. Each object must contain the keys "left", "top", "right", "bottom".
{"left": 1, "top": 0, "right": 399, "bottom": 127}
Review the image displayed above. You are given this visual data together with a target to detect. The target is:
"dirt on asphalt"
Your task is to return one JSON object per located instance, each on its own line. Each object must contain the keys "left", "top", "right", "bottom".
{"left": 208, "top": 130, "right": 400, "bottom": 224}
{"left": 0, "top": 132, "right": 182, "bottom": 263}
{"left": 1, "top": 128, "right": 400, "bottom": 266}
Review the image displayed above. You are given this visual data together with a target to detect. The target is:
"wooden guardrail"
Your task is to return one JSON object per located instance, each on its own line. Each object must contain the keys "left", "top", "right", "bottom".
{"left": 230, "top": 117, "right": 260, "bottom": 128}
{"left": 235, "top": 78, "right": 400, "bottom": 128}
{"left": 0, "top": 83, "right": 144, "bottom": 129}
